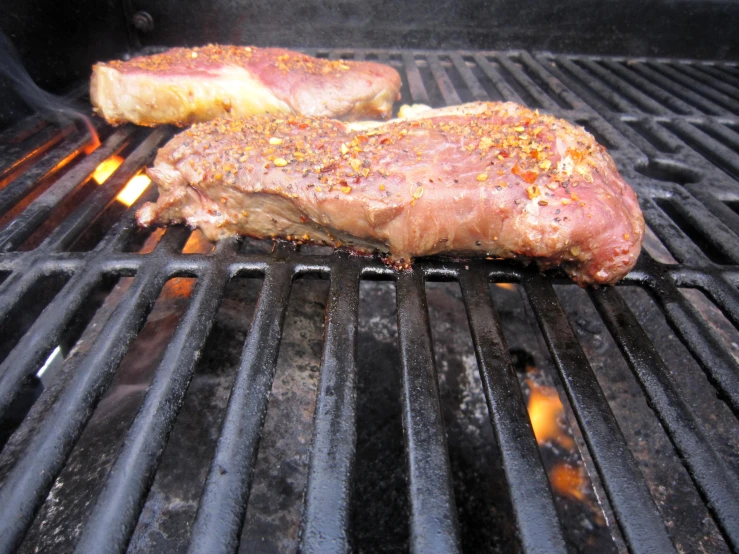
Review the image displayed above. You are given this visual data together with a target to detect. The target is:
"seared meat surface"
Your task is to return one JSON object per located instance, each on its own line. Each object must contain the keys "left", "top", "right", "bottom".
{"left": 91, "top": 45, "right": 401, "bottom": 126}
{"left": 138, "top": 102, "right": 644, "bottom": 284}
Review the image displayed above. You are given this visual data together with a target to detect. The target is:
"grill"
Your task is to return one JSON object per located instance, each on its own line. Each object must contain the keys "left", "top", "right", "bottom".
{"left": 0, "top": 49, "right": 738, "bottom": 553}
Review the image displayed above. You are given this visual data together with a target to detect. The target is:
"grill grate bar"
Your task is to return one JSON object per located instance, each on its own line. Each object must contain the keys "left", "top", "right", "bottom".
{"left": 600, "top": 60, "right": 698, "bottom": 115}
{"left": 699, "top": 275, "right": 739, "bottom": 329}
{"left": 448, "top": 54, "right": 490, "bottom": 101}
{"left": 0, "top": 116, "right": 49, "bottom": 153}
{"left": 0, "top": 185, "right": 151, "bottom": 328}
{"left": 710, "top": 63, "right": 739, "bottom": 80}
{"left": 0, "top": 125, "right": 73, "bottom": 181}
{"left": 396, "top": 270, "right": 461, "bottom": 554}
{"left": 629, "top": 117, "right": 684, "bottom": 154}
{"left": 0, "top": 127, "right": 135, "bottom": 252}
{"left": 472, "top": 54, "right": 525, "bottom": 104}
{"left": 671, "top": 188, "right": 739, "bottom": 263}
{"left": 0, "top": 267, "right": 102, "bottom": 420}
{"left": 683, "top": 183, "right": 739, "bottom": 239}
{"left": 648, "top": 274, "right": 739, "bottom": 415}
{"left": 685, "top": 64, "right": 739, "bottom": 92}
{"left": 402, "top": 52, "right": 430, "bottom": 105}
{"left": 459, "top": 269, "right": 567, "bottom": 554}
{"left": 523, "top": 275, "right": 676, "bottom": 554}
{"left": 0, "top": 131, "right": 91, "bottom": 219}
{"left": 73, "top": 243, "right": 235, "bottom": 554}
{"left": 0, "top": 190, "right": 150, "bottom": 420}
{"left": 426, "top": 54, "right": 463, "bottom": 106}
{"left": 544, "top": 56, "right": 633, "bottom": 113}
{"left": 591, "top": 287, "right": 739, "bottom": 551}
{"left": 667, "top": 119, "right": 739, "bottom": 181}
{"left": 187, "top": 261, "right": 293, "bottom": 554}
{"left": 577, "top": 59, "right": 670, "bottom": 115}
{"left": 650, "top": 63, "right": 739, "bottom": 112}
{"left": 41, "top": 128, "right": 167, "bottom": 253}
{"left": 630, "top": 62, "right": 730, "bottom": 116}
{"left": 0, "top": 261, "right": 52, "bottom": 323}
{"left": 640, "top": 198, "right": 709, "bottom": 264}
{"left": 518, "top": 52, "right": 584, "bottom": 111}
{"left": 299, "top": 261, "right": 361, "bottom": 554}
{"left": 695, "top": 121, "right": 739, "bottom": 155}
{"left": 716, "top": 64, "right": 739, "bottom": 77}
{"left": 495, "top": 54, "right": 559, "bottom": 110}
{"left": 0, "top": 235, "right": 182, "bottom": 553}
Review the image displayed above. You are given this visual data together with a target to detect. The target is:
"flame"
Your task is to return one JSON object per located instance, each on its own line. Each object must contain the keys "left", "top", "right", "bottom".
{"left": 495, "top": 283, "right": 517, "bottom": 291}
{"left": 82, "top": 122, "right": 101, "bottom": 155}
{"left": 182, "top": 229, "right": 215, "bottom": 254}
{"left": 526, "top": 378, "right": 574, "bottom": 449}
{"left": 92, "top": 155, "right": 123, "bottom": 184}
{"left": 92, "top": 156, "right": 151, "bottom": 207}
{"left": 162, "top": 277, "right": 196, "bottom": 298}
{"left": 116, "top": 174, "right": 151, "bottom": 206}
{"left": 550, "top": 464, "right": 586, "bottom": 501}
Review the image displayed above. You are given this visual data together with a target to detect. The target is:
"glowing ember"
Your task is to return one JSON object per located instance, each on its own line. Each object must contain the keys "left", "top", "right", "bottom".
{"left": 550, "top": 464, "right": 586, "bottom": 501}
{"left": 495, "top": 283, "right": 517, "bottom": 291}
{"left": 526, "top": 379, "right": 574, "bottom": 449}
{"left": 117, "top": 174, "right": 151, "bottom": 207}
{"left": 92, "top": 156, "right": 123, "bottom": 184}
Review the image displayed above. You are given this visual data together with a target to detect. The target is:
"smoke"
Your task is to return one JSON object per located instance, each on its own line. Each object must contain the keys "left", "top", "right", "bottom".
{"left": 0, "top": 32, "right": 100, "bottom": 151}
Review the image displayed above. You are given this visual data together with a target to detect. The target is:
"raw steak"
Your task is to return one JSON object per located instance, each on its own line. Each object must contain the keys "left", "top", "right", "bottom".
{"left": 91, "top": 45, "right": 401, "bottom": 126}
{"left": 138, "top": 102, "right": 644, "bottom": 284}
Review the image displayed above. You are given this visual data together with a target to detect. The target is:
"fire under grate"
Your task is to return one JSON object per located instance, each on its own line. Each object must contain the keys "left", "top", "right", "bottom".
{"left": 0, "top": 49, "right": 738, "bottom": 554}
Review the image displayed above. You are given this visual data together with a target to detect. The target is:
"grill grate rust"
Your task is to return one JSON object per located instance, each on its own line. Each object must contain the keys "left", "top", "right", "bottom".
{"left": 0, "top": 49, "right": 737, "bottom": 554}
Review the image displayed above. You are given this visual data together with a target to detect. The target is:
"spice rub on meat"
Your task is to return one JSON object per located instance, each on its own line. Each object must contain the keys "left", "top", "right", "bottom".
{"left": 91, "top": 45, "right": 401, "bottom": 126}
{"left": 138, "top": 102, "right": 644, "bottom": 285}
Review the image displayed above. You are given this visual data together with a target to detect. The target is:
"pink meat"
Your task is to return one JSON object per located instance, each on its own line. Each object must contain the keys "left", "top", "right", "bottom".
{"left": 138, "top": 102, "right": 644, "bottom": 285}
{"left": 91, "top": 45, "right": 401, "bottom": 126}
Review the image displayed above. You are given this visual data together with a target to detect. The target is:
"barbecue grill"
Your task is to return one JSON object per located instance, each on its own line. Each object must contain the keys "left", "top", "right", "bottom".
{"left": 1, "top": 11, "right": 739, "bottom": 554}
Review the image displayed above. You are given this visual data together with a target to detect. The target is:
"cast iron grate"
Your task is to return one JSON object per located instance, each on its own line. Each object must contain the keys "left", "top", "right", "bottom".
{"left": 0, "top": 49, "right": 738, "bottom": 554}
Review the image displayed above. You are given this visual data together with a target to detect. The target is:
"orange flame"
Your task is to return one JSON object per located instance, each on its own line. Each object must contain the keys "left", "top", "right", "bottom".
{"left": 550, "top": 464, "right": 586, "bottom": 501}
{"left": 92, "top": 156, "right": 123, "bottom": 184}
{"left": 116, "top": 174, "right": 151, "bottom": 207}
{"left": 162, "top": 277, "right": 196, "bottom": 298}
{"left": 182, "top": 229, "right": 215, "bottom": 254}
{"left": 526, "top": 378, "right": 574, "bottom": 450}
{"left": 92, "top": 156, "right": 151, "bottom": 207}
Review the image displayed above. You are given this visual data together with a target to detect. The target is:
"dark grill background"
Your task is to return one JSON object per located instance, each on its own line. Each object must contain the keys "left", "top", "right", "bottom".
{"left": 0, "top": 50, "right": 738, "bottom": 553}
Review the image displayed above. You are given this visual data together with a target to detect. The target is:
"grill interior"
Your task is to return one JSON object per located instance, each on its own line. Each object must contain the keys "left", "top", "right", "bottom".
{"left": 0, "top": 49, "right": 738, "bottom": 553}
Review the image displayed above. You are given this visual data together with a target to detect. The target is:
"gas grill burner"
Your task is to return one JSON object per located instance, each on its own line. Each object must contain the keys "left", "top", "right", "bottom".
{"left": 0, "top": 50, "right": 738, "bottom": 554}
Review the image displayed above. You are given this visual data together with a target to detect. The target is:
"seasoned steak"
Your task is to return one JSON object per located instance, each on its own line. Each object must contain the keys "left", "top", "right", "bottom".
{"left": 138, "top": 102, "right": 644, "bottom": 284}
{"left": 91, "top": 45, "right": 401, "bottom": 126}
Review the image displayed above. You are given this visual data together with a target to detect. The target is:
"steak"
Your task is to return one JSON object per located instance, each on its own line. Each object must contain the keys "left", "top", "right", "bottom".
{"left": 90, "top": 45, "right": 401, "bottom": 126}
{"left": 138, "top": 102, "right": 644, "bottom": 284}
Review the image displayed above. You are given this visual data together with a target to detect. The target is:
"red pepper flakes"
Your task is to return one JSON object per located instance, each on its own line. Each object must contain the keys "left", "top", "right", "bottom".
{"left": 526, "top": 185, "right": 541, "bottom": 199}
{"left": 512, "top": 163, "right": 538, "bottom": 184}
{"left": 567, "top": 148, "right": 584, "bottom": 163}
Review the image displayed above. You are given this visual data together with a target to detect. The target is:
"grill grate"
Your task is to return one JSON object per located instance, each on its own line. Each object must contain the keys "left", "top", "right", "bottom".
{"left": 0, "top": 49, "right": 738, "bottom": 553}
